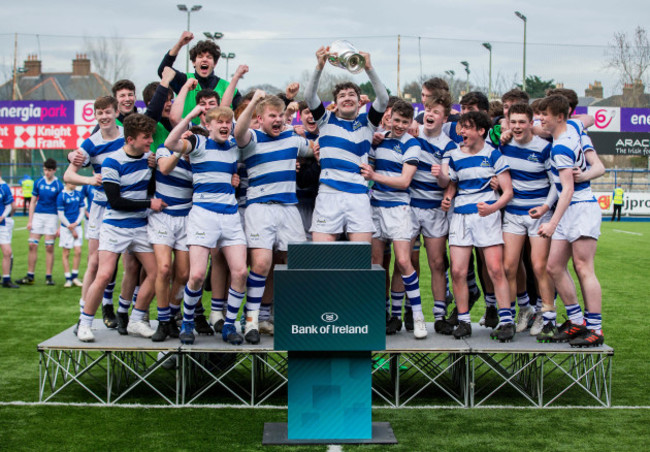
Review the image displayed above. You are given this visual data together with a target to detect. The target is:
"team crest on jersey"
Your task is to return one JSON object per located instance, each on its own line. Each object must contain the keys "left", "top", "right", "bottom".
{"left": 393, "top": 144, "right": 403, "bottom": 154}
{"left": 527, "top": 154, "right": 540, "bottom": 163}
{"left": 480, "top": 158, "right": 491, "bottom": 168}
{"left": 352, "top": 121, "right": 362, "bottom": 131}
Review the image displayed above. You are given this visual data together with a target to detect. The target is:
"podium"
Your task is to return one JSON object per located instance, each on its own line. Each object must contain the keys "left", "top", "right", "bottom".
{"left": 263, "top": 242, "right": 397, "bottom": 445}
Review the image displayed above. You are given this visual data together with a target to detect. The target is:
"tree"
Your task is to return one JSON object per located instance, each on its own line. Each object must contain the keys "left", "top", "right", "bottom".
{"left": 83, "top": 34, "right": 132, "bottom": 84}
{"left": 607, "top": 26, "right": 650, "bottom": 86}
{"left": 517, "top": 75, "right": 555, "bottom": 99}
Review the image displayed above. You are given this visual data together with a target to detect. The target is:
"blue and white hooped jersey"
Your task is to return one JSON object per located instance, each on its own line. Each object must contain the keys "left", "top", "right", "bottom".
{"left": 188, "top": 135, "right": 239, "bottom": 215}
{"left": 443, "top": 121, "right": 497, "bottom": 149}
{"left": 57, "top": 189, "right": 84, "bottom": 224}
{"left": 80, "top": 184, "right": 95, "bottom": 210}
{"left": 79, "top": 127, "right": 125, "bottom": 207}
{"left": 499, "top": 136, "right": 553, "bottom": 215}
{"left": 412, "top": 126, "right": 458, "bottom": 209}
{"left": 33, "top": 177, "right": 64, "bottom": 215}
{"left": 315, "top": 111, "right": 377, "bottom": 195}
{"left": 369, "top": 133, "right": 420, "bottom": 207}
{"left": 155, "top": 147, "right": 193, "bottom": 217}
{"left": 0, "top": 182, "right": 13, "bottom": 226}
{"left": 101, "top": 149, "right": 152, "bottom": 228}
{"left": 550, "top": 128, "right": 596, "bottom": 204}
{"left": 240, "top": 129, "right": 311, "bottom": 205}
{"left": 448, "top": 143, "right": 509, "bottom": 214}
{"left": 442, "top": 121, "right": 463, "bottom": 144}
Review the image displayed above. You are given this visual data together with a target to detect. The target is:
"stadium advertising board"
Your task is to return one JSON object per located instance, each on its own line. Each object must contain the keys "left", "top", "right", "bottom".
{"left": 595, "top": 192, "right": 650, "bottom": 215}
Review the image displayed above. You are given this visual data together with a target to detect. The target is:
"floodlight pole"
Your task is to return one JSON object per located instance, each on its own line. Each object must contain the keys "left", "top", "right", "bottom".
{"left": 482, "top": 42, "right": 492, "bottom": 99}
{"left": 515, "top": 11, "right": 527, "bottom": 92}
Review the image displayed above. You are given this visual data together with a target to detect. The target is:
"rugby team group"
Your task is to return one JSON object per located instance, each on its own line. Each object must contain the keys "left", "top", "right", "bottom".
{"left": 0, "top": 31, "right": 606, "bottom": 348}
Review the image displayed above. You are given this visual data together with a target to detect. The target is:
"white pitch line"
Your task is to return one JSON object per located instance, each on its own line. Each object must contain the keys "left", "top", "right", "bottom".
{"left": 612, "top": 229, "right": 642, "bottom": 236}
{"left": 327, "top": 445, "right": 343, "bottom": 452}
{"left": 14, "top": 227, "right": 27, "bottom": 231}
{"left": 1, "top": 401, "right": 649, "bottom": 409}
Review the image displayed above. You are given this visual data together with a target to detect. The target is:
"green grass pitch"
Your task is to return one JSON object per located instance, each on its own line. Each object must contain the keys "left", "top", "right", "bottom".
{"left": 1, "top": 217, "right": 649, "bottom": 450}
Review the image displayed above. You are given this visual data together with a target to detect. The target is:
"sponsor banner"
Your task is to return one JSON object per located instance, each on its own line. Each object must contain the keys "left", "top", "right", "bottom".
{"left": 0, "top": 124, "right": 95, "bottom": 150}
{"left": 621, "top": 108, "right": 650, "bottom": 133}
{"left": 74, "top": 100, "right": 98, "bottom": 126}
{"left": 10, "top": 186, "right": 24, "bottom": 209}
{"left": 0, "top": 125, "right": 15, "bottom": 149}
{"left": 0, "top": 101, "right": 74, "bottom": 125}
{"left": 595, "top": 191, "right": 650, "bottom": 216}
{"left": 587, "top": 107, "right": 620, "bottom": 132}
{"left": 590, "top": 132, "right": 650, "bottom": 156}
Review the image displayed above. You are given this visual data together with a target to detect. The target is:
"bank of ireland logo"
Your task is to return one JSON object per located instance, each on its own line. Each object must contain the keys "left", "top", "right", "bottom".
{"left": 321, "top": 312, "right": 339, "bottom": 322}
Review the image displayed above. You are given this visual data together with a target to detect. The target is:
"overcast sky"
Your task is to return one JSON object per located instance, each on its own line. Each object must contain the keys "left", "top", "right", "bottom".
{"left": 1, "top": 0, "right": 649, "bottom": 99}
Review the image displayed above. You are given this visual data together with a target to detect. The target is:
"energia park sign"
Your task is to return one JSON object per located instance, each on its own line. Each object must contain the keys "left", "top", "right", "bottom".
{"left": 1, "top": 100, "right": 649, "bottom": 153}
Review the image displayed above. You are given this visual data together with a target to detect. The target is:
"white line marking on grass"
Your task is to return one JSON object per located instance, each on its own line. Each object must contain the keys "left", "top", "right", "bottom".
{"left": 327, "top": 445, "right": 343, "bottom": 452}
{"left": 613, "top": 229, "right": 642, "bottom": 236}
{"left": 14, "top": 227, "right": 27, "bottom": 231}
{"left": 1, "top": 401, "right": 650, "bottom": 409}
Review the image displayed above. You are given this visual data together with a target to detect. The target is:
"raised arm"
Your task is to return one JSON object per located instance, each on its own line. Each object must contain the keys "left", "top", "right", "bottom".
{"left": 221, "top": 65, "right": 248, "bottom": 109}
{"left": 145, "top": 67, "right": 176, "bottom": 123}
{"left": 165, "top": 105, "right": 203, "bottom": 153}
{"left": 157, "top": 31, "right": 194, "bottom": 92}
{"left": 234, "top": 89, "right": 265, "bottom": 147}
{"left": 359, "top": 51, "right": 389, "bottom": 116}
{"left": 169, "top": 78, "right": 198, "bottom": 126}
{"left": 304, "top": 47, "right": 328, "bottom": 113}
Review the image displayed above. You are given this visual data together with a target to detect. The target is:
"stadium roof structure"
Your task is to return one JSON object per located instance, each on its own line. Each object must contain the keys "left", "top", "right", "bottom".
{"left": 0, "top": 54, "right": 112, "bottom": 101}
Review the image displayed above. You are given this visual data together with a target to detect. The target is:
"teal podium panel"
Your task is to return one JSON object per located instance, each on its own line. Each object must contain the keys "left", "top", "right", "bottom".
{"left": 274, "top": 267, "right": 385, "bottom": 351}
{"left": 273, "top": 242, "right": 387, "bottom": 443}
{"left": 288, "top": 352, "right": 371, "bottom": 440}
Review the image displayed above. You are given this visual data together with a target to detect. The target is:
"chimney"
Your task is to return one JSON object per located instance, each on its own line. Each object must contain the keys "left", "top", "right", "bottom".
{"left": 585, "top": 80, "right": 603, "bottom": 99}
{"left": 72, "top": 53, "right": 91, "bottom": 76}
{"left": 23, "top": 54, "right": 42, "bottom": 77}
{"left": 623, "top": 83, "right": 633, "bottom": 99}
{"left": 556, "top": 82, "right": 564, "bottom": 89}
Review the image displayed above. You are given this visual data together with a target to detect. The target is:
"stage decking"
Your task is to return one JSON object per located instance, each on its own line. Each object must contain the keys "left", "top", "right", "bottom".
{"left": 38, "top": 320, "right": 613, "bottom": 407}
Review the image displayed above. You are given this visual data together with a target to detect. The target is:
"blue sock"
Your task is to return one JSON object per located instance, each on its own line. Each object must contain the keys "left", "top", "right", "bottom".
{"left": 391, "top": 290, "right": 404, "bottom": 319}
{"left": 225, "top": 287, "right": 245, "bottom": 325}
{"left": 245, "top": 271, "right": 266, "bottom": 312}
{"left": 260, "top": 304, "right": 272, "bottom": 321}
{"left": 517, "top": 291, "right": 530, "bottom": 307}
{"left": 2, "top": 275, "right": 10, "bottom": 284}
{"left": 565, "top": 303, "right": 584, "bottom": 325}
{"left": 211, "top": 297, "right": 226, "bottom": 312}
{"left": 402, "top": 272, "right": 422, "bottom": 314}
{"left": 433, "top": 300, "right": 446, "bottom": 320}
{"left": 510, "top": 300, "right": 516, "bottom": 319}
{"left": 485, "top": 293, "right": 497, "bottom": 308}
{"left": 103, "top": 281, "right": 115, "bottom": 306}
{"left": 65, "top": 272, "right": 72, "bottom": 281}
{"left": 183, "top": 285, "right": 203, "bottom": 322}
{"left": 27, "top": 272, "right": 34, "bottom": 279}
{"left": 71, "top": 270, "right": 79, "bottom": 280}
{"left": 117, "top": 296, "right": 130, "bottom": 314}
{"left": 169, "top": 303, "right": 180, "bottom": 317}
{"left": 195, "top": 302, "right": 205, "bottom": 315}
{"left": 157, "top": 307, "right": 171, "bottom": 323}
{"left": 46, "top": 274, "right": 52, "bottom": 280}
{"left": 542, "top": 310, "right": 557, "bottom": 326}
{"left": 498, "top": 308, "right": 513, "bottom": 325}
{"left": 586, "top": 312, "right": 602, "bottom": 333}
{"left": 457, "top": 311, "right": 471, "bottom": 324}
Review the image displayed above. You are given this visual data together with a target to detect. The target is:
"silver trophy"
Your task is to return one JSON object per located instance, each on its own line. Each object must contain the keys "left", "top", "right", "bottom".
{"left": 328, "top": 40, "right": 366, "bottom": 74}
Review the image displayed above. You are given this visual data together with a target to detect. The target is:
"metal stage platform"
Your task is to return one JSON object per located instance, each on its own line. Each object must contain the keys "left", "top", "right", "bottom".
{"left": 38, "top": 320, "right": 613, "bottom": 408}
